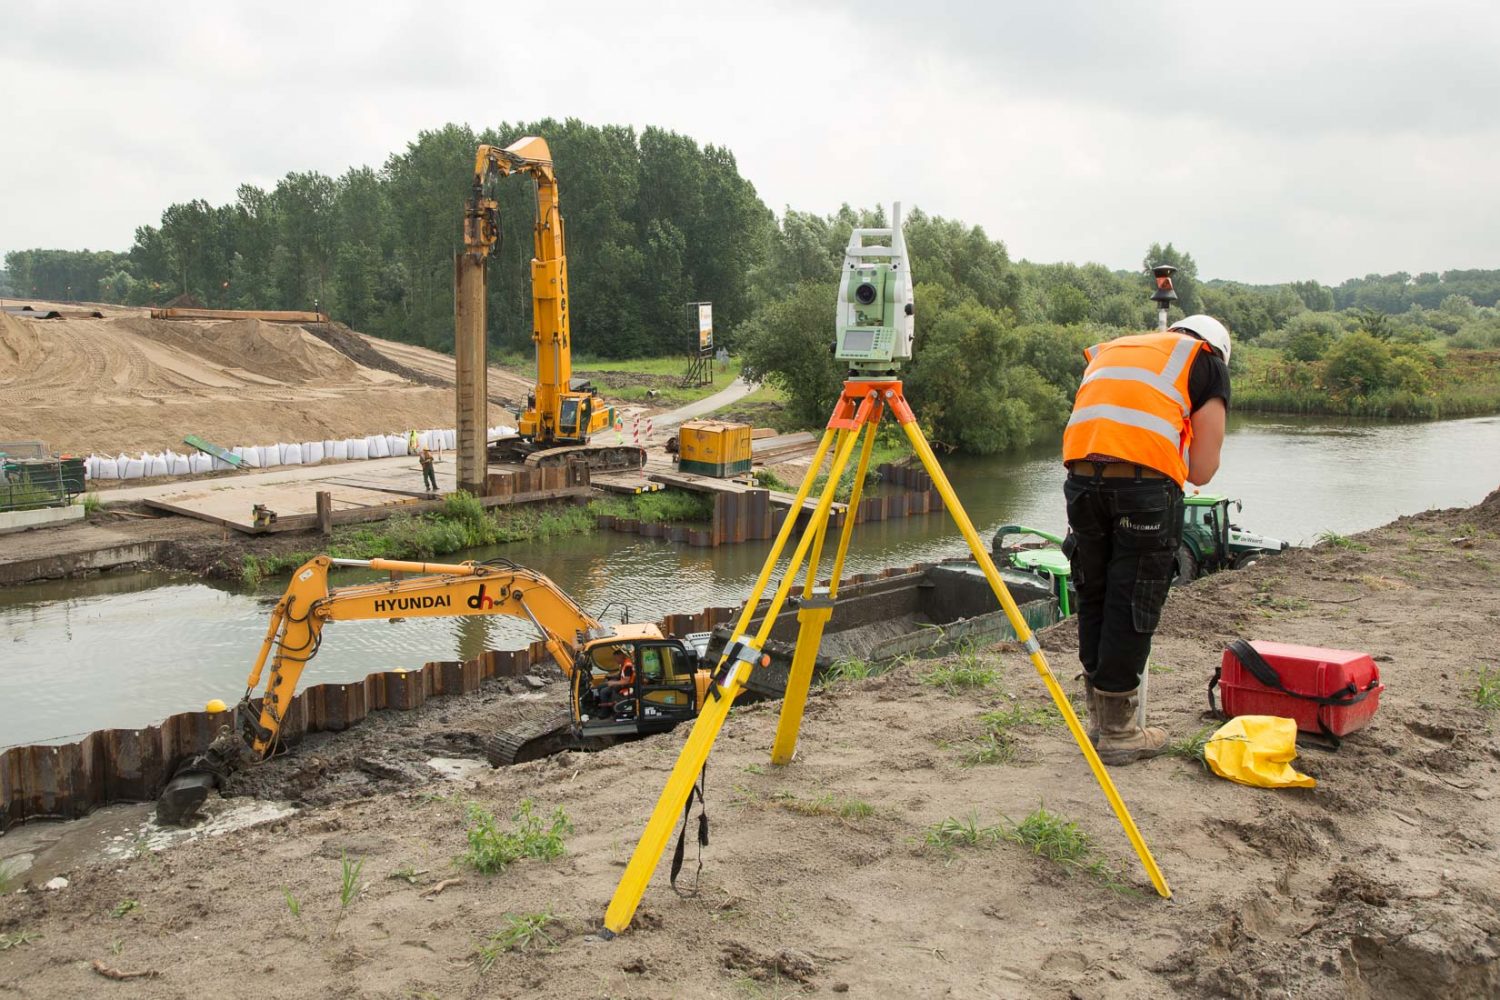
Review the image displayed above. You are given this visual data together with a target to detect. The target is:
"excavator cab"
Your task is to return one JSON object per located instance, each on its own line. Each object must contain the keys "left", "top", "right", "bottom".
{"left": 573, "top": 637, "right": 704, "bottom": 733}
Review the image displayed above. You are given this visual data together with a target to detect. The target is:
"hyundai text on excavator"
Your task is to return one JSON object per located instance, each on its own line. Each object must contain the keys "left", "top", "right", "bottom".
{"left": 155, "top": 556, "right": 713, "bottom": 825}
{"left": 456, "top": 137, "right": 645, "bottom": 476}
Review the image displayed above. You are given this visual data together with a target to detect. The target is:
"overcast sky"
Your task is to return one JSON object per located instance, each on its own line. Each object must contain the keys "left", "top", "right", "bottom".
{"left": 4, "top": 1, "right": 1497, "bottom": 284}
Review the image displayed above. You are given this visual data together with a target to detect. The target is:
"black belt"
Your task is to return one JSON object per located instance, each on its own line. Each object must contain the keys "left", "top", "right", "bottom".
{"left": 1068, "top": 460, "right": 1168, "bottom": 480}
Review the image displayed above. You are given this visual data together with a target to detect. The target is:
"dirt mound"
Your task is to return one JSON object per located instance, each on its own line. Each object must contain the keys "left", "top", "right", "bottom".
{"left": 0, "top": 310, "right": 493, "bottom": 454}
{"left": 118, "top": 316, "right": 361, "bottom": 384}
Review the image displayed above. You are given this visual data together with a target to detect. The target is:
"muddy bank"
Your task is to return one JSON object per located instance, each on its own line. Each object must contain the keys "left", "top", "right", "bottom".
{"left": 1, "top": 493, "right": 1498, "bottom": 998}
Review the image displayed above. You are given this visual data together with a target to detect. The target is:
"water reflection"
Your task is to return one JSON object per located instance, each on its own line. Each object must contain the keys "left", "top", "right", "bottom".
{"left": 1, "top": 414, "right": 1494, "bottom": 746}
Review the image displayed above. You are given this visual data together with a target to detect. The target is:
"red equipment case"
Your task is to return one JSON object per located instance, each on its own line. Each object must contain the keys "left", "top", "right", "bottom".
{"left": 1211, "top": 639, "right": 1383, "bottom": 741}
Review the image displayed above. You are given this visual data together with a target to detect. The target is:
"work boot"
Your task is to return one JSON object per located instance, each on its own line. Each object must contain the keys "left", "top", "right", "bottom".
{"left": 1094, "top": 687, "right": 1167, "bottom": 765}
{"left": 1080, "top": 675, "right": 1100, "bottom": 747}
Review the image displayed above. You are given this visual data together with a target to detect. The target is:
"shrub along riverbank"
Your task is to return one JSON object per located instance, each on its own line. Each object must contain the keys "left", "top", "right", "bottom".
{"left": 238, "top": 490, "right": 711, "bottom": 587}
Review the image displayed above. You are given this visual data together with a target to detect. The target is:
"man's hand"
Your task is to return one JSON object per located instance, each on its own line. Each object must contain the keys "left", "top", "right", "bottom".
{"left": 1187, "top": 398, "right": 1226, "bottom": 485}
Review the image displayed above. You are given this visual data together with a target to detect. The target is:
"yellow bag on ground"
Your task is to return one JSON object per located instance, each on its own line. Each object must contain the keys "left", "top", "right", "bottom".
{"left": 1204, "top": 715, "right": 1316, "bottom": 789}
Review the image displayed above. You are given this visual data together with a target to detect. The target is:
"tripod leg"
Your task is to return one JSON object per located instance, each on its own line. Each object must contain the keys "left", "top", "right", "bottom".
{"left": 898, "top": 418, "right": 1172, "bottom": 900}
{"left": 603, "top": 425, "right": 866, "bottom": 934}
{"left": 771, "top": 418, "right": 882, "bottom": 766}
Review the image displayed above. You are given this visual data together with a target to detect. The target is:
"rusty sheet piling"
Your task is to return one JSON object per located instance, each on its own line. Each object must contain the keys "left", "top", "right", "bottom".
{"left": 1, "top": 604, "right": 739, "bottom": 832}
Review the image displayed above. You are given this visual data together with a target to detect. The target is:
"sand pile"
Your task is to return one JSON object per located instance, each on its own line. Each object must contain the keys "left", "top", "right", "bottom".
{"left": 0, "top": 311, "right": 485, "bottom": 454}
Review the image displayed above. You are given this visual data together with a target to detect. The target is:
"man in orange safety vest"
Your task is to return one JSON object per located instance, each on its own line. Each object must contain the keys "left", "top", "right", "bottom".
{"left": 1060, "top": 315, "right": 1231, "bottom": 765}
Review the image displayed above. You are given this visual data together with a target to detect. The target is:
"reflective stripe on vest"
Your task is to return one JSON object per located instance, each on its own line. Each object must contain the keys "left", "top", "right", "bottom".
{"left": 1064, "top": 332, "right": 1205, "bottom": 485}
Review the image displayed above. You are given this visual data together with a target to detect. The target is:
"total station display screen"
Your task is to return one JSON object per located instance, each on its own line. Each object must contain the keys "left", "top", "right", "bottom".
{"left": 842, "top": 329, "right": 876, "bottom": 353}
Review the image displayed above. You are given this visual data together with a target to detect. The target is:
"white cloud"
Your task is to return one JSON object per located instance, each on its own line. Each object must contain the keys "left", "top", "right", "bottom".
{"left": 2, "top": 0, "right": 1496, "bottom": 285}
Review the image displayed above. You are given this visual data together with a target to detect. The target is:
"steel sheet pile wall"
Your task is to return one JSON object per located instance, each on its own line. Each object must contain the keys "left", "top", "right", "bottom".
{"left": 0, "top": 605, "right": 736, "bottom": 833}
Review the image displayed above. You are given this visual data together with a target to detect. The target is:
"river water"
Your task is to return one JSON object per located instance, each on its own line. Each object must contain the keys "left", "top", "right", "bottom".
{"left": 1, "top": 413, "right": 1495, "bottom": 748}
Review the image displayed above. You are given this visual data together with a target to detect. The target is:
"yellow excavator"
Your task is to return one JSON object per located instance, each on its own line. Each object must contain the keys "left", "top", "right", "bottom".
{"left": 462, "top": 137, "right": 645, "bottom": 470}
{"left": 156, "top": 555, "right": 715, "bottom": 824}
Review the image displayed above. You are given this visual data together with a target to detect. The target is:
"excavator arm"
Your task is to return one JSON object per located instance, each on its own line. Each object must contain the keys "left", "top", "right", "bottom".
{"left": 239, "top": 555, "right": 603, "bottom": 756}
{"left": 157, "top": 555, "right": 605, "bottom": 823}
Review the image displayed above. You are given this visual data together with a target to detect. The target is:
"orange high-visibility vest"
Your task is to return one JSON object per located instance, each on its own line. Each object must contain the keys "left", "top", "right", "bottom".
{"left": 1062, "top": 331, "right": 1206, "bottom": 487}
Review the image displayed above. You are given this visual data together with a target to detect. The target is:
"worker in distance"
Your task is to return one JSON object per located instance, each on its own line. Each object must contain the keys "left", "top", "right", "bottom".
{"left": 1061, "top": 314, "right": 1232, "bottom": 764}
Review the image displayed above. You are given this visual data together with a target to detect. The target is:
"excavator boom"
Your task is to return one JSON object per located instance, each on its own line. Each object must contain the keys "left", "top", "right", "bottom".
{"left": 156, "top": 555, "right": 665, "bottom": 824}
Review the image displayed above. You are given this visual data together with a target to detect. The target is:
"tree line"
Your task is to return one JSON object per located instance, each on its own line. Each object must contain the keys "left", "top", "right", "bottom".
{"left": 5, "top": 119, "right": 1499, "bottom": 447}
{"left": 2, "top": 119, "right": 769, "bottom": 358}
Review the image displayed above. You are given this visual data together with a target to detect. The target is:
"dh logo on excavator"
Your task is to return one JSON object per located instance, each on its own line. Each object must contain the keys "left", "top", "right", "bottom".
{"left": 467, "top": 583, "right": 510, "bottom": 610}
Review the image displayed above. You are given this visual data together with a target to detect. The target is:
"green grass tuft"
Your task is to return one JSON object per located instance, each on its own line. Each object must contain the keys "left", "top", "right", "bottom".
{"left": 477, "top": 911, "right": 559, "bottom": 969}
{"left": 924, "top": 813, "right": 1004, "bottom": 853}
{"left": 1003, "top": 807, "right": 1134, "bottom": 891}
{"left": 1316, "top": 530, "right": 1369, "bottom": 552}
{"left": 1472, "top": 665, "right": 1500, "bottom": 711}
{"left": 0, "top": 930, "right": 41, "bottom": 951}
{"left": 819, "top": 657, "right": 874, "bottom": 688}
{"left": 922, "top": 661, "right": 999, "bottom": 694}
{"left": 463, "top": 800, "right": 572, "bottom": 874}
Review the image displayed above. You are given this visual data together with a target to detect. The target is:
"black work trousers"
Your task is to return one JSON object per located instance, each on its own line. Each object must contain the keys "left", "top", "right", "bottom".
{"left": 1062, "top": 471, "right": 1184, "bottom": 694}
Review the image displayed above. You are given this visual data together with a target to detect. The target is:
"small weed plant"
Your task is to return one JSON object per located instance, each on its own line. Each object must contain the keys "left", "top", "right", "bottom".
{"left": 464, "top": 800, "right": 572, "bottom": 874}
{"left": 1472, "top": 665, "right": 1500, "bottom": 711}
{"left": 954, "top": 732, "right": 1015, "bottom": 767}
{"left": 775, "top": 793, "right": 874, "bottom": 823}
{"left": 1317, "top": 530, "right": 1369, "bottom": 552}
{"left": 389, "top": 864, "right": 426, "bottom": 885}
{"left": 0, "top": 859, "right": 20, "bottom": 894}
{"left": 282, "top": 887, "right": 302, "bottom": 920}
{"left": 477, "top": 911, "right": 559, "bottom": 969}
{"left": 110, "top": 899, "right": 140, "bottom": 919}
{"left": 820, "top": 657, "right": 874, "bottom": 688}
{"left": 0, "top": 930, "right": 41, "bottom": 950}
{"left": 1162, "top": 726, "right": 1218, "bottom": 768}
{"left": 922, "top": 661, "right": 999, "bottom": 693}
{"left": 81, "top": 492, "right": 102, "bottom": 515}
{"left": 338, "top": 851, "right": 365, "bottom": 914}
{"left": 924, "top": 813, "right": 1004, "bottom": 854}
{"left": 1004, "top": 806, "right": 1133, "bottom": 891}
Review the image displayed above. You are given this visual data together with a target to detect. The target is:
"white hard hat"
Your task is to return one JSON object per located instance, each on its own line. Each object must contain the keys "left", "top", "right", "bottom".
{"left": 1170, "top": 314, "right": 1231, "bottom": 366}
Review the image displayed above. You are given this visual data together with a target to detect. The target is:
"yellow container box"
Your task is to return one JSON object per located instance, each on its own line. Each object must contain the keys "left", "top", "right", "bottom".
{"left": 678, "top": 420, "right": 752, "bottom": 477}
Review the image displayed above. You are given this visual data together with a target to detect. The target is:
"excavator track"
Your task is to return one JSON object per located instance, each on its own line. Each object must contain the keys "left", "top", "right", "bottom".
{"left": 484, "top": 710, "right": 579, "bottom": 766}
{"left": 488, "top": 439, "right": 646, "bottom": 472}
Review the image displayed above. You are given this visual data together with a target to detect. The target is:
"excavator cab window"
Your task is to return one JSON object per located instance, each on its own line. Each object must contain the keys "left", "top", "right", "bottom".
{"left": 559, "top": 398, "right": 581, "bottom": 438}
{"left": 637, "top": 641, "right": 697, "bottom": 720}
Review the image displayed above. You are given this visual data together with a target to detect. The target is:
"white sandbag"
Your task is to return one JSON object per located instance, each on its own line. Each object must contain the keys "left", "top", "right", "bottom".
{"left": 369, "top": 435, "right": 389, "bottom": 459}
{"left": 123, "top": 459, "right": 145, "bottom": 479}
{"left": 349, "top": 438, "right": 368, "bottom": 460}
{"left": 190, "top": 453, "right": 214, "bottom": 474}
{"left": 147, "top": 454, "right": 169, "bottom": 477}
{"left": 171, "top": 454, "right": 191, "bottom": 475}
{"left": 388, "top": 434, "right": 408, "bottom": 456}
{"left": 322, "top": 439, "right": 336, "bottom": 461}
{"left": 282, "top": 443, "right": 303, "bottom": 465}
{"left": 84, "top": 456, "right": 97, "bottom": 479}
{"left": 305, "top": 442, "right": 324, "bottom": 464}
{"left": 260, "top": 445, "right": 281, "bottom": 468}
{"left": 333, "top": 439, "right": 350, "bottom": 460}
{"left": 238, "top": 446, "right": 260, "bottom": 469}
{"left": 95, "top": 456, "right": 118, "bottom": 480}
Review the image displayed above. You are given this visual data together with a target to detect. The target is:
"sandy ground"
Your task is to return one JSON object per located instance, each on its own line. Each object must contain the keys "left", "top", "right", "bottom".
{"left": 2, "top": 494, "right": 1498, "bottom": 998}
{"left": 0, "top": 306, "right": 534, "bottom": 456}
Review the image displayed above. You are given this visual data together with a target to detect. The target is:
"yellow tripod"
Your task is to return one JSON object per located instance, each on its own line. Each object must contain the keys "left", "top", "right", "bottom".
{"left": 601, "top": 377, "right": 1171, "bottom": 935}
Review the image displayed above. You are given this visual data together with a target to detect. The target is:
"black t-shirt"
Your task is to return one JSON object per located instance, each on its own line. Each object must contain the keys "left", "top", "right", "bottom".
{"left": 1187, "top": 350, "right": 1231, "bottom": 414}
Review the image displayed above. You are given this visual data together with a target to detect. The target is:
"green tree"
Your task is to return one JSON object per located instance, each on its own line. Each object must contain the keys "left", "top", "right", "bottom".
{"left": 1321, "top": 331, "right": 1392, "bottom": 396}
{"left": 735, "top": 281, "right": 845, "bottom": 426}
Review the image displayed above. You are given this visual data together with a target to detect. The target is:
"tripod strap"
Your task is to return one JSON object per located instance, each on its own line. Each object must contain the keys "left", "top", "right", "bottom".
{"left": 670, "top": 762, "right": 709, "bottom": 897}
